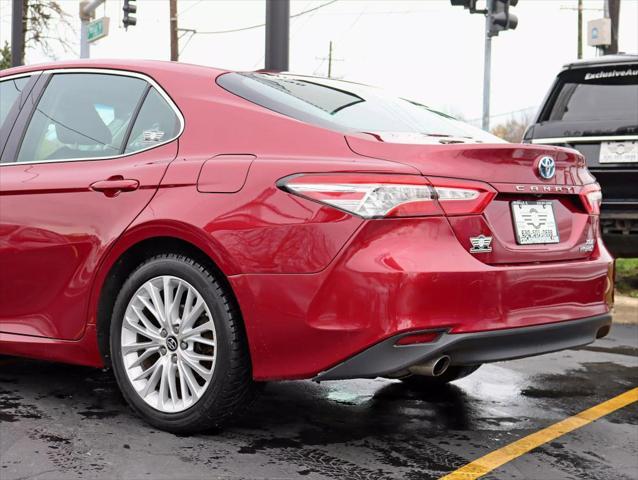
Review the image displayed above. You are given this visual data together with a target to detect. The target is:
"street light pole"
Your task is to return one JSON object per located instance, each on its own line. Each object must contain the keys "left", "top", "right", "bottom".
{"left": 265, "top": 0, "right": 290, "bottom": 71}
{"left": 11, "top": 0, "right": 24, "bottom": 66}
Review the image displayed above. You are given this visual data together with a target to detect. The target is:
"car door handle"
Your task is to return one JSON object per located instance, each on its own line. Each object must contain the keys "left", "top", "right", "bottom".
{"left": 90, "top": 177, "right": 140, "bottom": 197}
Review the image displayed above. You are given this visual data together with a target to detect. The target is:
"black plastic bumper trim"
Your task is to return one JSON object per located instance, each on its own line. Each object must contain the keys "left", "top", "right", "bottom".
{"left": 313, "top": 314, "right": 612, "bottom": 381}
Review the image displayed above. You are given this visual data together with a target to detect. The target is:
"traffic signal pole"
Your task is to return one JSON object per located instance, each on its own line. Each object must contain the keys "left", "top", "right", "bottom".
{"left": 482, "top": 0, "right": 493, "bottom": 131}
{"left": 79, "top": 0, "right": 105, "bottom": 58}
{"left": 451, "top": 0, "right": 518, "bottom": 132}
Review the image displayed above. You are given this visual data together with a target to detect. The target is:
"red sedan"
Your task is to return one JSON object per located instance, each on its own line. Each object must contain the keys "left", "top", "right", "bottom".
{"left": 0, "top": 60, "right": 613, "bottom": 433}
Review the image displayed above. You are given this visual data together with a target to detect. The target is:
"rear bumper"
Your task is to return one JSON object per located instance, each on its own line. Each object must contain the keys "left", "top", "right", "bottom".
{"left": 230, "top": 217, "right": 614, "bottom": 381}
{"left": 314, "top": 313, "right": 612, "bottom": 380}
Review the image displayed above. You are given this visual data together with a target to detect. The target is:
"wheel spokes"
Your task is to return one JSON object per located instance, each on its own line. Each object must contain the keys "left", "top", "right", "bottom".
{"left": 180, "top": 298, "right": 205, "bottom": 332}
{"left": 145, "top": 282, "right": 170, "bottom": 330}
{"left": 129, "top": 346, "right": 160, "bottom": 369}
{"left": 124, "top": 315, "right": 160, "bottom": 341}
{"left": 121, "top": 275, "right": 218, "bottom": 413}
{"left": 180, "top": 351, "right": 214, "bottom": 380}
{"left": 181, "top": 320, "right": 214, "bottom": 340}
{"left": 121, "top": 341, "right": 156, "bottom": 355}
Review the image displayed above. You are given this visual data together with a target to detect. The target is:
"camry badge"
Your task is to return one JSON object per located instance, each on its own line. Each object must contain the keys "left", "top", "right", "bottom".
{"left": 470, "top": 235, "right": 493, "bottom": 253}
{"left": 538, "top": 156, "right": 556, "bottom": 180}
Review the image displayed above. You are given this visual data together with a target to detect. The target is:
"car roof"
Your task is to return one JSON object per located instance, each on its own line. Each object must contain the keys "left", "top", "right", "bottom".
{"left": 0, "top": 58, "right": 228, "bottom": 79}
{"left": 562, "top": 53, "right": 638, "bottom": 70}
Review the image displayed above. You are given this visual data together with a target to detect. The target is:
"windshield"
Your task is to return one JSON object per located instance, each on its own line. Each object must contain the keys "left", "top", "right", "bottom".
{"left": 217, "top": 72, "right": 503, "bottom": 143}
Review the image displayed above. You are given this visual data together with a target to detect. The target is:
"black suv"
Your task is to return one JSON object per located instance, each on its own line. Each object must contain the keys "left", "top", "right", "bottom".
{"left": 524, "top": 54, "right": 638, "bottom": 257}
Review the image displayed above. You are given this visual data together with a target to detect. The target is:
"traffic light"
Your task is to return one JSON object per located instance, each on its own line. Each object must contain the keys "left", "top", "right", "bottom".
{"left": 488, "top": 0, "right": 518, "bottom": 36}
{"left": 123, "top": 0, "right": 137, "bottom": 29}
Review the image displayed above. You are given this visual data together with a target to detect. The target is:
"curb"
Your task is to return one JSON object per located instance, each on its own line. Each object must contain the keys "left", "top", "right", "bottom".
{"left": 613, "top": 294, "right": 638, "bottom": 324}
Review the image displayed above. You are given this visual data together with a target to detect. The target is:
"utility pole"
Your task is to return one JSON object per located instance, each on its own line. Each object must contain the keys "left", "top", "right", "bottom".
{"left": 265, "top": 0, "right": 290, "bottom": 71}
{"left": 315, "top": 41, "right": 343, "bottom": 78}
{"left": 80, "top": 0, "right": 106, "bottom": 58}
{"left": 602, "top": 0, "right": 620, "bottom": 55}
{"left": 170, "top": 0, "right": 178, "bottom": 61}
{"left": 561, "top": 2, "right": 602, "bottom": 59}
{"left": 482, "top": 1, "right": 492, "bottom": 131}
{"left": 10, "top": 0, "right": 24, "bottom": 66}
{"left": 328, "top": 41, "right": 333, "bottom": 78}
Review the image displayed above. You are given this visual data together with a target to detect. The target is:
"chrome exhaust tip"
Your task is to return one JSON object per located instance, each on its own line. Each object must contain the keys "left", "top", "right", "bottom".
{"left": 408, "top": 355, "right": 451, "bottom": 377}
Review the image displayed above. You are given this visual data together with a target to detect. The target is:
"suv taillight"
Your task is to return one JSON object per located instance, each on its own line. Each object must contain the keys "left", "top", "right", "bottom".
{"left": 279, "top": 173, "right": 495, "bottom": 219}
{"left": 581, "top": 183, "right": 602, "bottom": 215}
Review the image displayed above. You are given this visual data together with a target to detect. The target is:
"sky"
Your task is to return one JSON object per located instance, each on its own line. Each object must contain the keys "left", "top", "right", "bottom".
{"left": 1, "top": 0, "right": 637, "bottom": 127}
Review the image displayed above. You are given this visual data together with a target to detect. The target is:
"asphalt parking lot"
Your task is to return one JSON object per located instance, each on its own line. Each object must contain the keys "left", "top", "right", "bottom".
{"left": 1, "top": 321, "right": 637, "bottom": 480}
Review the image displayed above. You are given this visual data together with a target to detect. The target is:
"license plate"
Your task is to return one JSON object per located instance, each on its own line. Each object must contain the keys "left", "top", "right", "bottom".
{"left": 511, "top": 201, "right": 560, "bottom": 245}
{"left": 599, "top": 141, "right": 638, "bottom": 164}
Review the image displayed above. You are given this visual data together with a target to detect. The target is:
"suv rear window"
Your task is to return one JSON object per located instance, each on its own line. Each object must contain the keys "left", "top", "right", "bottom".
{"left": 544, "top": 66, "right": 638, "bottom": 124}
{"left": 217, "top": 72, "right": 502, "bottom": 143}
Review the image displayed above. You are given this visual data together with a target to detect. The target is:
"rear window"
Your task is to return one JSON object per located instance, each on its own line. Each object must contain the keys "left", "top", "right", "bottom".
{"left": 544, "top": 66, "right": 638, "bottom": 124}
{"left": 217, "top": 72, "right": 502, "bottom": 143}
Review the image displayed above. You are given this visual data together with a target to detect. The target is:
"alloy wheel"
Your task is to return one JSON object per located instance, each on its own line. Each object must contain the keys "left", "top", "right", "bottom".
{"left": 120, "top": 275, "right": 217, "bottom": 413}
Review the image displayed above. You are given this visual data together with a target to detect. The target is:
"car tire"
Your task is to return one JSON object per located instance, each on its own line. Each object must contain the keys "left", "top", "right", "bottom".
{"left": 399, "top": 365, "right": 481, "bottom": 388}
{"left": 110, "top": 253, "right": 257, "bottom": 433}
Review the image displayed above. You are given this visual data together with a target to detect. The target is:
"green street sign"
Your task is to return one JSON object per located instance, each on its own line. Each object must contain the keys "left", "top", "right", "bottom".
{"left": 88, "top": 17, "right": 110, "bottom": 43}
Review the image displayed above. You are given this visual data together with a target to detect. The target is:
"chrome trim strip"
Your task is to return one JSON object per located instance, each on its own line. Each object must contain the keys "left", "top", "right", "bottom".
{"left": 0, "top": 71, "right": 38, "bottom": 81}
{"left": 1, "top": 67, "right": 185, "bottom": 167}
{"left": 531, "top": 135, "right": 638, "bottom": 144}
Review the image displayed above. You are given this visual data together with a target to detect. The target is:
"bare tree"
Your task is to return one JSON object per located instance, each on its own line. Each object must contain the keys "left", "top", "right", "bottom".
{"left": 17, "top": 0, "right": 76, "bottom": 64}
{"left": 491, "top": 112, "right": 533, "bottom": 143}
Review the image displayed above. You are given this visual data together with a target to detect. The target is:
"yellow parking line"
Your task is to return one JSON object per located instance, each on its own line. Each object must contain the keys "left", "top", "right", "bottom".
{"left": 440, "top": 386, "right": 638, "bottom": 480}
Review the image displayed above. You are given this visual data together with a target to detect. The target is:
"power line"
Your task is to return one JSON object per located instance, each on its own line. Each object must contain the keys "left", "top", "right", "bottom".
{"left": 178, "top": 0, "right": 205, "bottom": 17}
{"left": 313, "top": 3, "right": 367, "bottom": 76}
{"left": 467, "top": 106, "right": 537, "bottom": 123}
{"left": 194, "top": 0, "right": 339, "bottom": 35}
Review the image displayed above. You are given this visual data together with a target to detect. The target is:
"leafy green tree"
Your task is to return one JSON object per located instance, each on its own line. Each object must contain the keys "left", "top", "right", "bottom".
{"left": 0, "top": 42, "right": 11, "bottom": 70}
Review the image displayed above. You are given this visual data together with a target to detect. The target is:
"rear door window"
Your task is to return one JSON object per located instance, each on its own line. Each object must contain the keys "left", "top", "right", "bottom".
{"left": 0, "top": 76, "right": 30, "bottom": 130}
{"left": 16, "top": 73, "right": 147, "bottom": 163}
{"left": 125, "top": 88, "right": 181, "bottom": 154}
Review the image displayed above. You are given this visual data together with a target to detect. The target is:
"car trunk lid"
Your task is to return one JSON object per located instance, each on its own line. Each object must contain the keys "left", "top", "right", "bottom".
{"left": 346, "top": 134, "right": 599, "bottom": 264}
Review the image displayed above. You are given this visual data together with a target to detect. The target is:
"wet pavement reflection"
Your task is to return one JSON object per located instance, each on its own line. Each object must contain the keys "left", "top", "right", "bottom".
{"left": 1, "top": 325, "right": 637, "bottom": 480}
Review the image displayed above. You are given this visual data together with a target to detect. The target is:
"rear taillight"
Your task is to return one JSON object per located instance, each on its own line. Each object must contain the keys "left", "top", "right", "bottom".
{"left": 280, "top": 173, "right": 495, "bottom": 218}
{"left": 427, "top": 177, "right": 496, "bottom": 216}
{"left": 580, "top": 183, "right": 602, "bottom": 215}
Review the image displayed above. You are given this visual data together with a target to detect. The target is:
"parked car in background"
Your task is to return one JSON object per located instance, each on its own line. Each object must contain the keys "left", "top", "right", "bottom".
{"left": 524, "top": 54, "right": 638, "bottom": 257}
{"left": 1, "top": 60, "right": 614, "bottom": 433}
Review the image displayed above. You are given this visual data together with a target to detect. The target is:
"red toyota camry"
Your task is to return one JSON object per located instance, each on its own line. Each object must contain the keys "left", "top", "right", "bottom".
{"left": 0, "top": 60, "right": 613, "bottom": 433}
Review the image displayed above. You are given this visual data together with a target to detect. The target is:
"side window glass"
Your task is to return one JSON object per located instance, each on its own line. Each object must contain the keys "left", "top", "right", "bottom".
{"left": 0, "top": 77, "right": 30, "bottom": 130}
{"left": 125, "top": 88, "right": 180, "bottom": 154}
{"left": 16, "top": 73, "right": 146, "bottom": 163}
